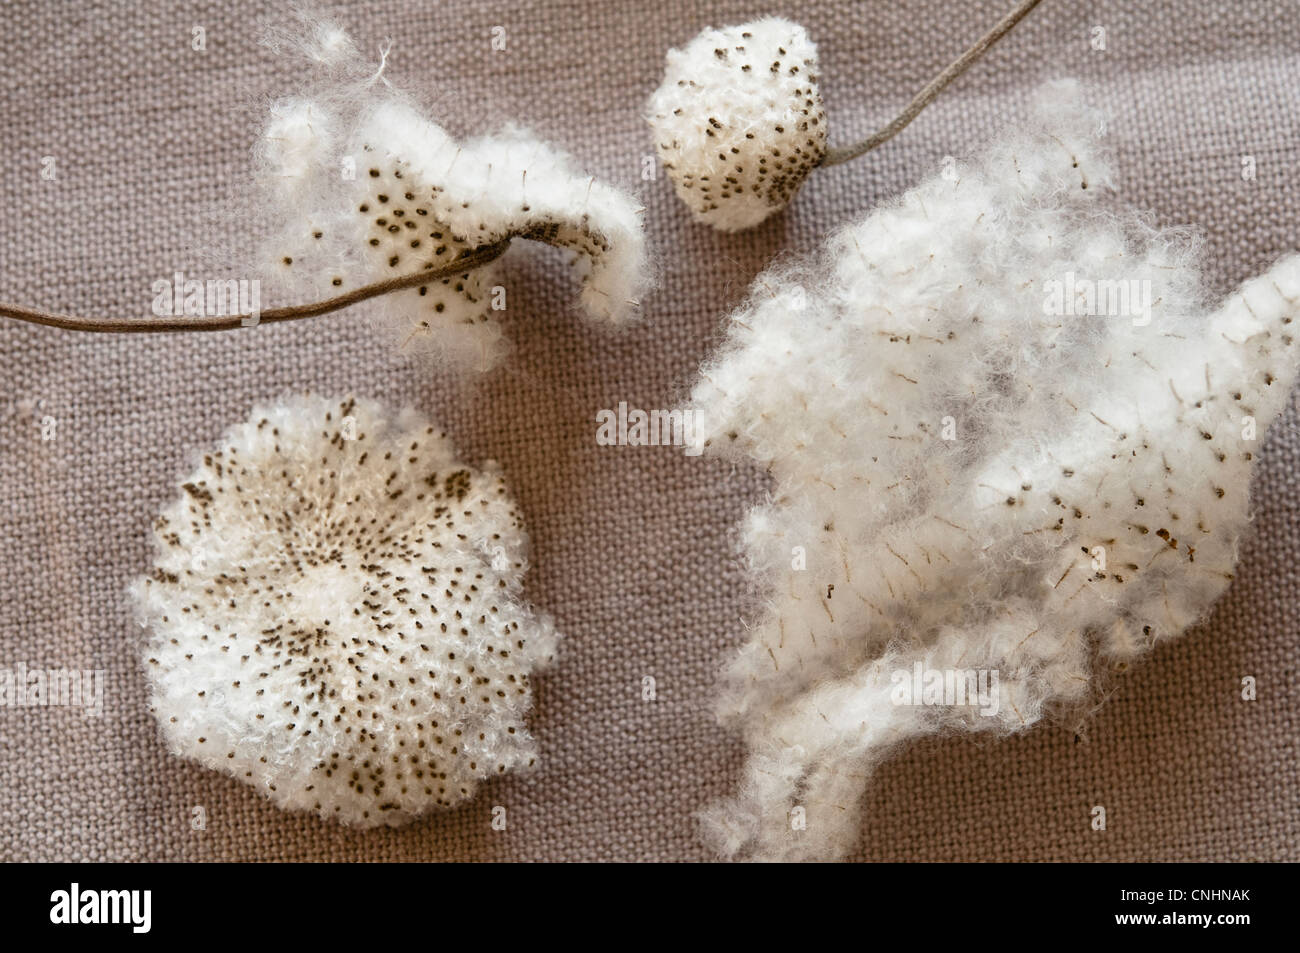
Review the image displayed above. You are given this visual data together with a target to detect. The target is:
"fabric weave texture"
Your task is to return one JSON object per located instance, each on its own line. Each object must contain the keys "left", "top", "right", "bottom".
{"left": 0, "top": 0, "right": 1296, "bottom": 861}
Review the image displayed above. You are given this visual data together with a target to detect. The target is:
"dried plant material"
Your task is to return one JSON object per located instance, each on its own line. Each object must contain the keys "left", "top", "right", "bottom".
{"left": 647, "top": 17, "right": 826, "bottom": 231}
{"left": 131, "top": 395, "right": 558, "bottom": 826}
{"left": 687, "top": 81, "right": 1300, "bottom": 861}
{"left": 255, "top": 21, "right": 648, "bottom": 370}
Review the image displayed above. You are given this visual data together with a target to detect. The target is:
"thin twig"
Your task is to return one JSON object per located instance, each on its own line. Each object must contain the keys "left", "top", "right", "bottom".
{"left": 820, "top": 0, "right": 1044, "bottom": 167}
{"left": 0, "top": 240, "right": 512, "bottom": 334}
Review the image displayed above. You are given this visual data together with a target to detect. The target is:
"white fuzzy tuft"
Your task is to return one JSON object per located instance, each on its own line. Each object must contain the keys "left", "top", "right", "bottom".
{"left": 131, "top": 395, "right": 558, "bottom": 826}
{"left": 258, "top": 98, "right": 336, "bottom": 192}
{"left": 647, "top": 17, "right": 826, "bottom": 231}
{"left": 253, "top": 26, "right": 648, "bottom": 371}
{"left": 688, "top": 80, "right": 1300, "bottom": 861}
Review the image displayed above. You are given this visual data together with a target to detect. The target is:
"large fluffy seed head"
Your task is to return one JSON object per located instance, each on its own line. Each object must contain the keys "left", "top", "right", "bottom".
{"left": 252, "top": 27, "right": 648, "bottom": 371}
{"left": 648, "top": 17, "right": 826, "bottom": 231}
{"left": 131, "top": 395, "right": 558, "bottom": 826}
{"left": 688, "top": 80, "right": 1300, "bottom": 861}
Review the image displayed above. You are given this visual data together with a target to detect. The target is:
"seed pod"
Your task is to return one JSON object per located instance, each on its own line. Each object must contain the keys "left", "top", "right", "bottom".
{"left": 132, "top": 395, "right": 558, "bottom": 826}
{"left": 647, "top": 18, "right": 827, "bottom": 231}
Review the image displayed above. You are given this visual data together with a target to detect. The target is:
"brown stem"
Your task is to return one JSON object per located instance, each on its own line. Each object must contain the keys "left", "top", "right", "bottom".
{"left": 0, "top": 240, "right": 511, "bottom": 333}
{"left": 820, "top": 0, "right": 1044, "bottom": 167}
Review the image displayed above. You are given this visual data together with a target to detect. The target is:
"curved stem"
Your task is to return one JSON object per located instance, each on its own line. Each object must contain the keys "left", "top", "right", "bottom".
{"left": 820, "top": 0, "right": 1044, "bottom": 167}
{"left": 0, "top": 240, "right": 511, "bottom": 333}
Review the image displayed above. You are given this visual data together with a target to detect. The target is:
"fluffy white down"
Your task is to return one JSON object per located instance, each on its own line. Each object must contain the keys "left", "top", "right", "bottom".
{"left": 647, "top": 17, "right": 826, "bottom": 231}
{"left": 255, "top": 25, "right": 647, "bottom": 371}
{"left": 131, "top": 395, "right": 558, "bottom": 826}
{"left": 688, "top": 80, "right": 1300, "bottom": 861}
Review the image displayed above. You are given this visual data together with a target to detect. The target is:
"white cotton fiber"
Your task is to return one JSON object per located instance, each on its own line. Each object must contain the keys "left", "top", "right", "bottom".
{"left": 688, "top": 80, "right": 1300, "bottom": 861}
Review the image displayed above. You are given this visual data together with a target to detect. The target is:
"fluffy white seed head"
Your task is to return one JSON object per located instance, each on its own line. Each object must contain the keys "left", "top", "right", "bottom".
{"left": 647, "top": 17, "right": 826, "bottom": 231}
{"left": 131, "top": 395, "right": 558, "bottom": 826}
{"left": 688, "top": 80, "right": 1300, "bottom": 861}
{"left": 252, "top": 26, "right": 648, "bottom": 371}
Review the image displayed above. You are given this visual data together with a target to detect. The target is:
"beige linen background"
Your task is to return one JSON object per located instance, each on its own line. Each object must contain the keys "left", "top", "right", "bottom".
{"left": 1, "top": 0, "right": 1297, "bottom": 862}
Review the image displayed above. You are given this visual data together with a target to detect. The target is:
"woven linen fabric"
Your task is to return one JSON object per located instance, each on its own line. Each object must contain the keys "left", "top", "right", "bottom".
{"left": 1, "top": 0, "right": 1296, "bottom": 862}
